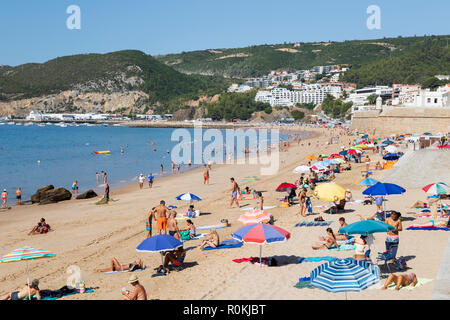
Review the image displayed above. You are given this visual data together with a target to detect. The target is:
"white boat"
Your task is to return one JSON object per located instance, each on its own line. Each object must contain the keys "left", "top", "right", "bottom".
{"left": 103, "top": 123, "right": 109, "bottom": 127}
{"left": 8, "top": 122, "right": 14, "bottom": 125}
{"left": 24, "top": 122, "right": 33, "bottom": 126}
{"left": 113, "top": 124, "right": 122, "bottom": 127}
{"left": 45, "top": 122, "right": 53, "bottom": 125}
{"left": 37, "top": 123, "right": 45, "bottom": 127}
{"left": 15, "top": 123, "right": 22, "bottom": 126}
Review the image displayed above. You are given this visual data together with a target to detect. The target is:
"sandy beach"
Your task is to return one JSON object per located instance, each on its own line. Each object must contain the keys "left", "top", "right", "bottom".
{"left": 0, "top": 126, "right": 448, "bottom": 300}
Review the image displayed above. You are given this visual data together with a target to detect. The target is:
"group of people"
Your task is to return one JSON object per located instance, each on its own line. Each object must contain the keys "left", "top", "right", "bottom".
{"left": 1, "top": 188, "right": 22, "bottom": 208}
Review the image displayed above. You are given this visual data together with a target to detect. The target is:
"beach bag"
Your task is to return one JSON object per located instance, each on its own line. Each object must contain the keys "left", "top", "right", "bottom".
{"left": 180, "top": 230, "right": 191, "bottom": 241}
{"left": 394, "top": 257, "right": 407, "bottom": 271}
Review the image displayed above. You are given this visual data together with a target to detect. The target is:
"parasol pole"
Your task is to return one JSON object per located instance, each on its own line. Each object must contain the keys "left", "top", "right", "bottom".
{"left": 160, "top": 252, "right": 166, "bottom": 274}
{"left": 259, "top": 245, "right": 262, "bottom": 266}
{"left": 26, "top": 261, "right": 31, "bottom": 300}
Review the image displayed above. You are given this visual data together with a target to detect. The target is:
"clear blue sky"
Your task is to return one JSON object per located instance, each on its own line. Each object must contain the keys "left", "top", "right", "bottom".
{"left": 1, "top": 0, "right": 449, "bottom": 66}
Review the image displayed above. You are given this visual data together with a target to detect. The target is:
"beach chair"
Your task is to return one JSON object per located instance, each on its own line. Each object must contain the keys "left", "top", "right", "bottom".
{"left": 376, "top": 245, "right": 398, "bottom": 273}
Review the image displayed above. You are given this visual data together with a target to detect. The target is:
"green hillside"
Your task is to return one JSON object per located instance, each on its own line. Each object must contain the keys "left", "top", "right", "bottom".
{"left": 341, "top": 45, "right": 450, "bottom": 87}
{"left": 156, "top": 35, "right": 450, "bottom": 78}
{"left": 0, "top": 50, "right": 231, "bottom": 103}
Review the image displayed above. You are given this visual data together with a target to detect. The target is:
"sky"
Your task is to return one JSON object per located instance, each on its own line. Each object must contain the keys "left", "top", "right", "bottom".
{"left": 0, "top": 0, "right": 449, "bottom": 66}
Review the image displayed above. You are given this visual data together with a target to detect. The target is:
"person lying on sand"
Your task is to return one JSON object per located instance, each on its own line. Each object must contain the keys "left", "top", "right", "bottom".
{"left": 410, "top": 200, "right": 428, "bottom": 208}
{"left": 96, "top": 258, "right": 144, "bottom": 272}
{"left": 122, "top": 275, "right": 147, "bottom": 300}
{"left": 28, "top": 218, "right": 51, "bottom": 235}
{"left": 163, "top": 246, "right": 186, "bottom": 273}
{"left": 1, "top": 279, "right": 40, "bottom": 300}
{"left": 381, "top": 273, "right": 417, "bottom": 290}
{"left": 410, "top": 216, "right": 450, "bottom": 228}
{"left": 323, "top": 199, "right": 346, "bottom": 214}
{"left": 199, "top": 228, "right": 220, "bottom": 250}
{"left": 312, "top": 228, "right": 339, "bottom": 250}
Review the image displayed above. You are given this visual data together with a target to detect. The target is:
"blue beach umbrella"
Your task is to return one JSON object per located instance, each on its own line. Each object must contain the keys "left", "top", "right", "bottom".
{"left": 339, "top": 150, "right": 348, "bottom": 156}
{"left": 383, "top": 153, "right": 400, "bottom": 161}
{"left": 357, "top": 178, "right": 379, "bottom": 186}
{"left": 175, "top": 193, "right": 202, "bottom": 202}
{"left": 136, "top": 235, "right": 183, "bottom": 272}
{"left": 310, "top": 258, "right": 380, "bottom": 293}
{"left": 339, "top": 220, "right": 394, "bottom": 236}
{"left": 363, "top": 183, "right": 406, "bottom": 219}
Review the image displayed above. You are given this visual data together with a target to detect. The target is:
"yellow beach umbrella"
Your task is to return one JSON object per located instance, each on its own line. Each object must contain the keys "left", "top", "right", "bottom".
{"left": 305, "top": 155, "right": 318, "bottom": 160}
{"left": 355, "top": 144, "right": 369, "bottom": 149}
{"left": 313, "top": 183, "right": 346, "bottom": 202}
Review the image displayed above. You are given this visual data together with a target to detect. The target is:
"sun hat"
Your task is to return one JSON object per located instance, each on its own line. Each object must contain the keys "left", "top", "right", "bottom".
{"left": 128, "top": 274, "right": 139, "bottom": 284}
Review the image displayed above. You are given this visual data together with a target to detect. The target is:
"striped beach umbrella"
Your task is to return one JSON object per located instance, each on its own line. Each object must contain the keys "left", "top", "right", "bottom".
{"left": 346, "top": 149, "right": 362, "bottom": 155}
{"left": 293, "top": 165, "right": 311, "bottom": 174}
{"left": 422, "top": 182, "right": 449, "bottom": 195}
{"left": 175, "top": 193, "right": 202, "bottom": 201}
{"left": 328, "top": 154, "right": 343, "bottom": 159}
{"left": 0, "top": 246, "right": 56, "bottom": 299}
{"left": 232, "top": 223, "right": 290, "bottom": 265}
{"left": 356, "top": 178, "right": 379, "bottom": 186}
{"left": 238, "top": 209, "right": 271, "bottom": 225}
{"left": 310, "top": 258, "right": 380, "bottom": 293}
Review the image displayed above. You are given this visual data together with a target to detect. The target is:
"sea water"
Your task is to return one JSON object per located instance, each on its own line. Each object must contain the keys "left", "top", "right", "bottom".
{"left": 0, "top": 124, "right": 296, "bottom": 203}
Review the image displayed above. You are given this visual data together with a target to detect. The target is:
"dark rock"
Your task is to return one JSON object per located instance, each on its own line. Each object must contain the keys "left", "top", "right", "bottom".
{"left": 76, "top": 189, "right": 98, "bottom": 200}
{"left": 31, "top": 187, "right": 72, "bottom": 205}
{"left": 31, "top": 185, "right": 55, "bottom": 203}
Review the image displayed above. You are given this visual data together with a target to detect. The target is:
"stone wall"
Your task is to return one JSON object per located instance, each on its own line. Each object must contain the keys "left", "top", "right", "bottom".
{"left": 351, "top": 107, "right": 450, "bottom": 135}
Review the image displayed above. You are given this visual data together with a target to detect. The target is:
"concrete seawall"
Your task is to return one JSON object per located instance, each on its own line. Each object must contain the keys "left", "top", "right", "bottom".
{"left": 351, "top": 107, "right": 450, "bottom": 135}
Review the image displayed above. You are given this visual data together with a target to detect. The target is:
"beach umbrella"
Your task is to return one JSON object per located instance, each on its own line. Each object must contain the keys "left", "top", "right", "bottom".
{"left": 328, "top": 154, "right": 343, "bottom": 159}
{"left": 423, "top": 132, "right": 433, "bottom": 136}
{"left": 339, "top": 150, "right": 348, "bottom": 156}
{"left": 314, "top": 160, "right": 333, "bottom": 167}
{"left": 328, "top": 159, "right": 341, "bottom": 165}
{"left": 305, "top": 155, "right": 318, "bottom": 160}
{"left": 293, "top": 165, "right": 310, "bottom": 174}
{"left": 362, "top": 183, "right": 406, "bottom": 219}
{"left": 384, "top": 145, "right": 398, "bottom": 153}
{"left": 339, "top": 220, "right": 394, "bottom": 236}
{"left": 422, "top": 182, "right": 449, "bottom": 195}
{"left": 276, "top": 182, "right": 297, "bottom": 193}
{"left": 362, "top": 134, "right": 369, "bottom": 139}
{"left": 355, "top": 144, "right": 369, "bottom": 149}
{"left": 357, "top": 178, "right": 379, "bottom": 186}
{"left": 310, "top": 258, "right": 380, "bottom": 293}
{"left": 346, "top": 149, "right": 362, "bottom": 155}
{"left": 318, "top": 154, "right": 329, "bottom": 158}
{"left": 136, "top": 235, "right": 183, "bottom": 273}
{"left": 0, "top": 246, "right": 56, "bottom": 299}
{"left": 311, "top": 164, "right": 328, "bottom": 172}
{"left": 238, "top": 209, "right": 271, "bottom": 225}
{"left": 175, "top": 193, "right": 202, "bottom": 201}
{"left": 383, "top": 153, "right": 400, "bottom": 161}
{"left": 313, "top": 183, "right": 346, "bottom": 202}
{"left": 232, "top": 223, "right": 290, "bottom": 264}
{"left": 382, "top": 140, "right": 394, "bottom": 145}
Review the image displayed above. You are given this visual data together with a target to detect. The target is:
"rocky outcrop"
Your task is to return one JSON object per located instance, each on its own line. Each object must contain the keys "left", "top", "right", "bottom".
{"left": 31, "top": 186, "right": 72, "bottom": 205}
{"left": 76, "top": 189, "right": 98, "bottom": 200}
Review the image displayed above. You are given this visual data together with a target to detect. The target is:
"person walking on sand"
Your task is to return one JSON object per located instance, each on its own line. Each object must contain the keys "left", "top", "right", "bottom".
{"left": 148, "top": 172, "right": 154, "bottom": 189}
{"left": 203, "top": 165, "right": 210, "bottom": 185}
{"left": 155, "top": 200, "right": 170, "bottom": 235}
{"left": 71, "top": 181, "right": 78, "bottom": 195}
{"left": 146, "top": 207, "right": 155, "bottom": 238}
{"left": 1, "top": 189, "right": 8, "bottom": 208}
{"left": 160, "top": 164, "right": 164, "bottom": 176}
{"left": 229, "top": 178, "right": 241, "bottom": 208}
{"left": 16, "top": 188, "right": 22, "bottom": 205}
{"left": 171, "top": 162, "right": 175, "bottom": 173}
{"left": 177, "top": 164, "right": 180, "bottom": 174}
{"left": 138, "top": 174, "right": 145, "bottom": 189}
{"left": 104, "top": 182, "right": 110, "bottom": 202}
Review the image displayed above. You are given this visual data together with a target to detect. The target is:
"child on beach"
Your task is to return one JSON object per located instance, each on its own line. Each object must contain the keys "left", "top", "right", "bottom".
{"left": 146, "top": 207, "right": 155, "bottom": 238}
{"left": 148, "top": 173, "right": 154, "bottom": 188}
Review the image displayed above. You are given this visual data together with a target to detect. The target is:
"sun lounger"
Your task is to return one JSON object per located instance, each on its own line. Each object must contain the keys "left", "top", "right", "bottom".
{"left": 203, "top": 239, "right": 243, "bottom": 250}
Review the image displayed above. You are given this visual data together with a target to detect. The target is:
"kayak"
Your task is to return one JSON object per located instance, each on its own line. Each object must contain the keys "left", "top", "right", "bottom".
{"left": 93, "top": 150, "right": 111, "bottom": 154}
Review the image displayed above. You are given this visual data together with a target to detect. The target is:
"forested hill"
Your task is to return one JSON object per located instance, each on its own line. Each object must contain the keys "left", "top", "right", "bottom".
{"left": 155, "top": 35, "right": 450, "bottom": 78}
{"left": 0, "top": 50, "right": 231, "bottom": 103}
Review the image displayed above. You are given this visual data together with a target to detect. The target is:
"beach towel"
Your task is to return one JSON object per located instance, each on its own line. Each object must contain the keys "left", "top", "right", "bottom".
{"left": 232, "top": 257, "right": 270, "bottom": 263}
{"left": 297, "top": 256, "right": 337, "bottom": 263}
{"left": 347, "top": 200, "right": 364, "bottom": 205}
{"left": 181, "top": 233, "right": 207, "bottom": 242}
{"left": 406, "top": 226, "right": 450, "bottom": 231}
{"left": 33, "top": 287, "right": 94, "bottom": 300}
{"left": 318, "top": 244, "right": 356, "bottom": 252}
{"left": 294, "top": 277, "right": 315, "bottom": 289}
{"left": 104, "top": 266, "right": 149, "bottom": 274}
{"left": 369, "top": 278, "right": 432, "bottom": 290}
{"left": 196, "top": 224, "right": 228, "bottom": 231}
{"left": 241, "top": 206, "right": 276, "bottom": 211}
{"left": 295, "top": 221, "right": 333, "bottom": 227}
{"left": 203, "top": 239, "right": 243, "bottom": 250}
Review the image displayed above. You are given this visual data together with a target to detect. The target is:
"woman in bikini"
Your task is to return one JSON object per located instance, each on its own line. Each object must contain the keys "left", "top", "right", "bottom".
{"left": 312, "top": 228, "right": 340, "bottom": 250}
{"left": 96, "top": 258, "right": 144, "bottom": 272}
{"left": 199, "top": 228, "right": 219, "bottom": 250}
{"left": 381, "top": 273, "right": 417, "bottom": 290}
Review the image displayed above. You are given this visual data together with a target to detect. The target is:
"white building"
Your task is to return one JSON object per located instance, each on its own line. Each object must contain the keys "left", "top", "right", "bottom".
{"left": 404, "top": 86, "right": 450, "bottom": 108}
{"left": 347, "top": 86, "right": 392, "bottom": 106}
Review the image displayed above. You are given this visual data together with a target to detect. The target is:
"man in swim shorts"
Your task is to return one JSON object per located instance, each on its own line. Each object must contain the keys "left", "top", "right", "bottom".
{"left": 203, "top": 165, "right": 210, "bottom": 185}
{"left": 1, "top": 279, "right": 41, "bottom": 300}
{"left": 148, "top": 172, "right": 154, "bottom": 189}
{"left": 155, "top": 200, "right": 170, "bottom": 235}
{"left": 167, "top": 211, "right": 181, "bottom": 239}
{"left": 16, "top": 187, "right": 22, "bottom": 205}
{"left": 229, "top": 178, "right": 240, "bottom": 208}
